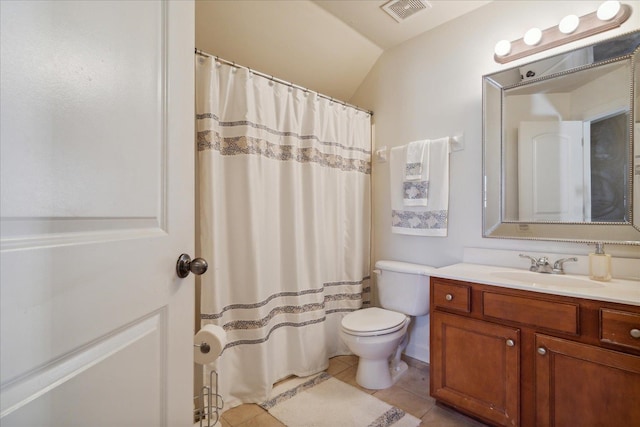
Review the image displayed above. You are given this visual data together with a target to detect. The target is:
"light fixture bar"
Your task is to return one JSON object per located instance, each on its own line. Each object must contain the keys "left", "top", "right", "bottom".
{"left": 494, "top": 3, "right": 631, "bottom": 64}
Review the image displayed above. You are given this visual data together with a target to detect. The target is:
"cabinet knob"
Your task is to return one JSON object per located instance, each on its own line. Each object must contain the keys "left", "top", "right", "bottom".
{"left": 506, "top": 339, "right": 515, "bottom": 347}
{"left": 445, "top": 294, "right": 453, "bottom": 301}
{"left": 537, "top": 347, "right": 547, "bottom": 356}
{"left": 630, "top": 328, "right": 640, "bottom": 339}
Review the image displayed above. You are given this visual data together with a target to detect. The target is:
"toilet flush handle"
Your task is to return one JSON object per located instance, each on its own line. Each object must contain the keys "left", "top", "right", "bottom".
{"left": 373, "top": 269, "right": 382, "bottom": 276}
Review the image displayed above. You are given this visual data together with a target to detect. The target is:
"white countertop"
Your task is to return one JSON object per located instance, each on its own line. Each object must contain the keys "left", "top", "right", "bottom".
{"left": 432, "top": 263, "right": 640, "bottom": 306}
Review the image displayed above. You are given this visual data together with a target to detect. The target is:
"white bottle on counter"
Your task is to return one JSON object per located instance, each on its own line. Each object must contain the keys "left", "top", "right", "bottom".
{"left": 589, "top": 242, "right": 611, "bottom": 282}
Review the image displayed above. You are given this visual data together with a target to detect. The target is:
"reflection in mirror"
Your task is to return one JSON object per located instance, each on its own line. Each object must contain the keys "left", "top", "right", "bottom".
{"left": 483, "top": 31, "right": 640, "bottom": 245}
{"left": 591, "top": 111, "right": 628, "bottom": 221}
{"left": 502, "top": 59, "right": 630, "bottom": 223}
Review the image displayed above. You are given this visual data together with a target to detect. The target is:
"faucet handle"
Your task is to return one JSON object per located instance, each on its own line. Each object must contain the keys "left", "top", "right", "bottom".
{"left": 552, "top": 257, "right": 578, "bottom": 274}
{"left": 519, "top": 254, "right": 538, "bottom": 271}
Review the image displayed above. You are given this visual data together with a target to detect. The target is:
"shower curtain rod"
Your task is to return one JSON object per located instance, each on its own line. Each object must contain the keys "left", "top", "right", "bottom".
{"left": 195, "top": 48, "right": 373, "bottom": 116}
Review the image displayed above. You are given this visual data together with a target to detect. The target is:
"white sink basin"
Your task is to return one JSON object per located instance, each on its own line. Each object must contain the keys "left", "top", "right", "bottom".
{"left": 491, "top": 271, "right": 604, "bottom": 289}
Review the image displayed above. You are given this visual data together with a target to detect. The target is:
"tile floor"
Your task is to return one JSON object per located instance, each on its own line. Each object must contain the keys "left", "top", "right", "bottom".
{"left": 217, "top": 355, "right": 488, "bottom": 427}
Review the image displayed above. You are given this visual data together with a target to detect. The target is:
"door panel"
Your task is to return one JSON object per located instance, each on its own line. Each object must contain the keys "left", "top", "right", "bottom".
{"left": 535, "top": 334, "right": 640, "bottom": 427}
{"left": 518, "top": 121, "right": 584, "bottom": 221}
{"left": 2, "top": 312, "right": 164, "bottom": 427}
{"left": 0, "top": 1, "right": 194, "bottom": 426}
{"left": 0, "top": 1, "right": 164, "bottom": 236}
{"left": 431, "top": 311, "right": 520, "bottom": 426}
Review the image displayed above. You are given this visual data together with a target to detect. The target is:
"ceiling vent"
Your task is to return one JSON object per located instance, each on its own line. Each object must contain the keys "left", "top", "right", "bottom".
{"left": 381, "top": 0, "right": 432, "bottom": 23}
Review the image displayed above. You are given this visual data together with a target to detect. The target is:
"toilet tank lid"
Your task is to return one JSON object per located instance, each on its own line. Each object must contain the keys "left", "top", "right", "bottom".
{"left": 375, "top": 260, "right": 435, "bottom": 275}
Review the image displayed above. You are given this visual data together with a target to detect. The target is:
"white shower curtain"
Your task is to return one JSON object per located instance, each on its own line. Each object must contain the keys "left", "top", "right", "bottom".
{"left": 195, "top": 56, "right": 371, "bottom": 408}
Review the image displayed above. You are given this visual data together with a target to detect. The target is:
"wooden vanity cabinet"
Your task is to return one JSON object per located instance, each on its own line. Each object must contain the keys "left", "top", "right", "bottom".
{"left": 535, "top": 334, "right": 640, "bottom": 427}
{"left": 430, "top": 277, "right": 640, "bottom": 427}
{"left": 431, "top": 311, "right": 520, "bottom": 426}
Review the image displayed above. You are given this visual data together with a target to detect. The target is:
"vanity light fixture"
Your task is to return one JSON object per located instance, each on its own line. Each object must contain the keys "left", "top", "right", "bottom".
{"left": 558, "top": 14, "right": 580, "bottom": 34}
{"left": 493, "top": 1, "right": 631, "bottom": 64}
{"left": 494, "top": 40, "right": 512, "bottom": 57}
{"left": 597, "top": 0, "right": 621, "bottom": 20}
{"left": 523, "top": 27, "right": 543, "bottom": 46}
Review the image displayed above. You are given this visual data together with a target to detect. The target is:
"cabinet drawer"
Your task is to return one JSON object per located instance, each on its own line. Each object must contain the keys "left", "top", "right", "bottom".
{"left": 601, "top": 309, "right": 640, "bottom": 350}
{"left": 483, "top": 292, "right": 579, "bottom": 335}
{"left": 433, "top": 282, "right": 470, "bottom": 313}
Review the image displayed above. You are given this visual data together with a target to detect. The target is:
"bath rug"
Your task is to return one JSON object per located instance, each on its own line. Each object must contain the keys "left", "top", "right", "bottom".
{"left": 260, "top": 372, "right": 421, "bottom": 427}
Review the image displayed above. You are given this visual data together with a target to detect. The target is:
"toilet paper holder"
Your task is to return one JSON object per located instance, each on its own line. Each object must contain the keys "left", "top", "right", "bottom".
{"left": 194, "top": 369, "right": 223, "bottom": 427}
{"left": 193, "top": 325, "right": 226, "bottom": 425}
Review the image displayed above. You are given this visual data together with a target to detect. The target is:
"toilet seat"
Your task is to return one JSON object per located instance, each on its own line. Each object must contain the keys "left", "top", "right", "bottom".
{"left": 341, "top": 307, "right": 408, "bottom": 337}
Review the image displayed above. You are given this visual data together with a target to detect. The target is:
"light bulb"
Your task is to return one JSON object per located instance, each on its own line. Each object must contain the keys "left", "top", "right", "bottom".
{"left": 494, "top": 40, "right": 512, "bottom": 57}
{"left": 559, "top": 14, "right": 580, "bottom": 34}
{"left": 524, "top": 28, "right": 542, "bottom": 46}
{"left": 597, "top": 1, "right": 621, "bottom": 21}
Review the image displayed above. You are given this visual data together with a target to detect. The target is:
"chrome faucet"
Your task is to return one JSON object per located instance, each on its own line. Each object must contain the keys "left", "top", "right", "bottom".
{"left": 552, "top": 257, "right": 578, "bottom": 274}
{"left": 519, "top": 254, "right": 553, "bottom": 273}
{"left": 519, "top": 254, "right": 577, "bottom": 274}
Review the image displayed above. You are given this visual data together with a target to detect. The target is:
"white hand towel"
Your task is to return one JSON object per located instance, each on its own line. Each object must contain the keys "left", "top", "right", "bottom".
{"left": 403, "top": 140, "right": 430, "bottom": 206}
{"left": 391, "top": 138, "right": 450, "bottom": 236}
{"left": 405, "top": 140, "right": 428, "bottom": 180}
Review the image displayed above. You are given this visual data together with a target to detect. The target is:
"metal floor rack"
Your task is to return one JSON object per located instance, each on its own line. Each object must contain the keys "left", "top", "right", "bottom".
{"left": 194, "top": 369, "right": 224, "bottom": 427}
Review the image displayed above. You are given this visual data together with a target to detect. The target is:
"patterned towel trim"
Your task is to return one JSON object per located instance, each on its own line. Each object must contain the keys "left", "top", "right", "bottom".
{"left": 405, "top": 162, "right": 422, "bottom": 178}
{"left": 403, "top": 181, "right": 429, "bottom": 200}
{"left": 392, "top": 209, "right": 447, "bottom": 229}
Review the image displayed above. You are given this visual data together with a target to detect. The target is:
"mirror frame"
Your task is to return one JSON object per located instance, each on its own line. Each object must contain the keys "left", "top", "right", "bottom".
{"left": 483, "top": 30, "right": 640, "bottom": 245}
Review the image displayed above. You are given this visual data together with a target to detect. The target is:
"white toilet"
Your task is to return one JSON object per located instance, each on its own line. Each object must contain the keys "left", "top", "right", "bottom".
{"left": 340, "top": 260, "right": 433, "bottom": 390}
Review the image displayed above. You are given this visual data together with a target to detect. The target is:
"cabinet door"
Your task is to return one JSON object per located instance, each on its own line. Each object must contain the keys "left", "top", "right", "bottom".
{"left": 431, "top": 311, "right": 520, "bottom": 426}
{"left": 535, "top": 334, "right": 640, "bottom": 427}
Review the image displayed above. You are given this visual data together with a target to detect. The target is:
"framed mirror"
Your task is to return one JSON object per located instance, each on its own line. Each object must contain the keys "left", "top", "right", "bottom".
{"left": 483, "top": 31, "right": 640, "bottom": 245}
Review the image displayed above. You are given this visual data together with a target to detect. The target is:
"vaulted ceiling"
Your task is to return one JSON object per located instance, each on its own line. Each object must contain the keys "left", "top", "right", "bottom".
{"left": 312, "top": 0, "right": 491, "bottom": 50}
{"left": 195, "top": 0, "right": 491, "bottom": 102}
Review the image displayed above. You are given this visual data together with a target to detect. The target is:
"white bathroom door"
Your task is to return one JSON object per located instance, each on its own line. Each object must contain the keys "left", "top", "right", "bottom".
{"left": 0, "top": 2, "right": 195, "bottom": 426}
{"left": 518, "top": 121, "right": 584, "bottom": 222}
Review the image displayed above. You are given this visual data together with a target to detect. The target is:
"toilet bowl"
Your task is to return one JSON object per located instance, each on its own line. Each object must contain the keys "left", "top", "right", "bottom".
{"left": 340, "top": 260, "right": 433, "bottom": 390}
{"left": 340, "top": 307, "right": 410, "bottom": 389}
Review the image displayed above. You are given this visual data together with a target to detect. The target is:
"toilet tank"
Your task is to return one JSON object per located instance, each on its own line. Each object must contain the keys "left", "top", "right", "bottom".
{"left": 374, "top": 260, "right": 435, "bottom": 316}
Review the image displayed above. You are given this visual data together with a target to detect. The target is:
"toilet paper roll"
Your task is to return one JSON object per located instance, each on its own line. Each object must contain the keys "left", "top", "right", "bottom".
{"left": 194, "top": 324, "right": 227, "bottom": 365}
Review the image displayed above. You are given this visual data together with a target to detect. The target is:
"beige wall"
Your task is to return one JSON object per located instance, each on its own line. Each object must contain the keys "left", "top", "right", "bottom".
{"left": 350, "top": 1, "right": 640, "bottom": 361}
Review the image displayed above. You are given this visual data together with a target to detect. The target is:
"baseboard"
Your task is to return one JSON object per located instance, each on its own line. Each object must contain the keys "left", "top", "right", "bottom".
{"left": 401, "top": 354, "right": 429, "bottom": 373}
{"left": 405, "top": 341, "right": 430, "bottom": 365}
